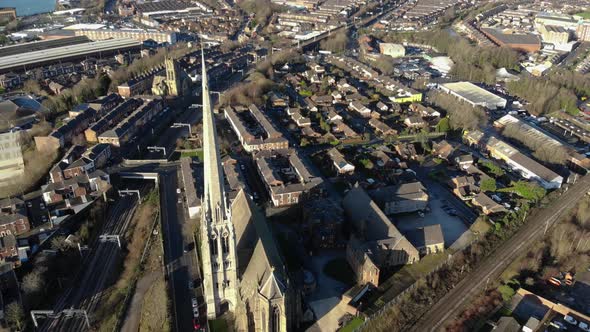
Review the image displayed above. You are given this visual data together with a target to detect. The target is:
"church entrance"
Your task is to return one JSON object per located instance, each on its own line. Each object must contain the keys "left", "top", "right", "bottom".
{"left": 219, "top": 300, "right": 230, "bottom": 315}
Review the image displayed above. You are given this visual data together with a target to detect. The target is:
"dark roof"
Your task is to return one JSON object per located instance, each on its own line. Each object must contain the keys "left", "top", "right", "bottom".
{"left": 482, "top": 28, "right": 541, "bottom": 46}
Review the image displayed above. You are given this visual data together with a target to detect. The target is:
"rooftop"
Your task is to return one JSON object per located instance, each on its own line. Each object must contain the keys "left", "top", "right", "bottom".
{"left": 441, "top": 81, "right": 506, "bottom": 106}
{"left": 0, "top": 38, "right": 141, "bottom": 73}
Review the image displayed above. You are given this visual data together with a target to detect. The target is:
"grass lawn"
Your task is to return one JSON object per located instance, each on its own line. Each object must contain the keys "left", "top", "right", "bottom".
{"left": 576, "top": 11, "right": 590, "bottom": 19}
{"left": 340, "top": 317, "right": 364, "bottom": 332}
{"left": 209, "top": 318, "right": 228, "bottom": 332}
{"left": 180, "top": 149, "right": 204, "bottom": 161}
{"left": 323, "top": 258, "right": 355, "bottom": 286}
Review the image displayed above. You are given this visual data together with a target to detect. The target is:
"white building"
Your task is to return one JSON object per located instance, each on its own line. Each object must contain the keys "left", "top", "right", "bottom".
{"left": 439, "top": 82, "right": 507, "bottom": 110}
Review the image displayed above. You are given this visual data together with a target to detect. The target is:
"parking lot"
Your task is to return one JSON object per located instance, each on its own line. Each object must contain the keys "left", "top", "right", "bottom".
{"left": 393, "top": 192, "right": 474, "bottom": 251}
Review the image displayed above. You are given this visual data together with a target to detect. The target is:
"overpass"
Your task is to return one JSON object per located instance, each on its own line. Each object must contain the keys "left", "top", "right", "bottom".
{"left": 117, "top": 172, "right": 160, "bottom": 184}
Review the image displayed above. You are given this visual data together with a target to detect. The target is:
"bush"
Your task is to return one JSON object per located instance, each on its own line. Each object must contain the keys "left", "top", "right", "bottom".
{"left": 480, "top": 178, "right": 497, "bottom": 192}
{"left": 497, "top": 284, "right": 516, "bottom": 302}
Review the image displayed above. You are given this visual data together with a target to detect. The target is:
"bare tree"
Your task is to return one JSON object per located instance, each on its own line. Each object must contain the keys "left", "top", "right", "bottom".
{"left": 5, "top": 302, "right": 24, "bottom": 331}
{"left": 22, "top": 270, "right": 44, "bottom": 295}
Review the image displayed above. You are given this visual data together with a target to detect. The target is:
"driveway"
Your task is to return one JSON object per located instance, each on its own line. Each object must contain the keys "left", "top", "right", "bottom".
{"left": 306, "top": 251, "right": 351, "bottom": 332}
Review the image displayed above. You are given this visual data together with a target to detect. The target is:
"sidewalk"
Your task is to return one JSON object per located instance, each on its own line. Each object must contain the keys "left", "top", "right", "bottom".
{"left": 121, "top": 272, "right": 160, "bottom": 332}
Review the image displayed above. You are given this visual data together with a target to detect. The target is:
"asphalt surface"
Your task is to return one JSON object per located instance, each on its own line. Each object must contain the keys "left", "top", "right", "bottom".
{"left": 160, "top": 170, "right": 202, "bottom": 332}
{"left": 410, "top": 176, "right": 590, "bottom": 332}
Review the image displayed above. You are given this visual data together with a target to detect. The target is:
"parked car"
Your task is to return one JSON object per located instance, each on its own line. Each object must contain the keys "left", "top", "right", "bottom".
{"left": 188, "top": 280, "right": 193, "bottom": 290}
{"left": 579, "top": 321, "right": 590, "bottom": 332}
{"left": 564, "top": 315, "right": 578, "bottom": 325}
{"left": 193, "top": 307, "right": 199, "bottom": 318}
{"left": 550, "top": 320, "right": 566, "bottom": 330}
{"left": 191, "top": 298, "right": 198, "bottom": 308}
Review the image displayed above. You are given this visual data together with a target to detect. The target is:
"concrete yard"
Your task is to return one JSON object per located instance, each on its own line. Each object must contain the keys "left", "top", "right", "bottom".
{"left": 393, "top": 194, "right": 474, "bottom": 252}
{"left": 306, "top": 251, "right": 351, "bottom": 332}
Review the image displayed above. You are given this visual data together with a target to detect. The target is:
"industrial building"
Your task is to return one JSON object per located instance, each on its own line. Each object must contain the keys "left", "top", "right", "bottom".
{"left": 0, "top": 38, "right": 141, "bottom": 74}
{"left": 480, "top": 28, "right": 541, "bottom": 53}
{"left": 464, "top": 130, "right": 563, "bottom": 189}
{"left": 439, "top": 82, "right": 507, "bottom": 110}
{"left": 74, "top": 29, "right": 177, "bottom": 44}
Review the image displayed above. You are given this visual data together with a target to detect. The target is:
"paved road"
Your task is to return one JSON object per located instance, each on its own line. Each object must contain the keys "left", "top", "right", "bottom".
{"left": 410, "top": 176, "right": 590, "bottom": 332}
{"left": 160, "top": 171, "right": 202, "bottom": 332}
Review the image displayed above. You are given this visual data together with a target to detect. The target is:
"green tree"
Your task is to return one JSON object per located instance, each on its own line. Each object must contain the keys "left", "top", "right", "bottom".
{"left": 480, "top": 161, "right": 505, "bottom": 177}
{"left": 359, "top": 158, "right": 374, "bottom": 169}
{"left": 499, "top": 181, "right": 546, "bottom": 201}
{"left": 436, "top": 117, "right": 451, "bottom": 132}
{"left": 480, "top": 178, "right": 497, "bottom": 192}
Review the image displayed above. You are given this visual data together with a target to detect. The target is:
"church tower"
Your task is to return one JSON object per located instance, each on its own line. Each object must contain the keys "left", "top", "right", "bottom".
{"left": 165, "top": 57, "right": 181, "bottom": 96}
{"left": 199, "top": 48, "right": 239, "bottom": 318}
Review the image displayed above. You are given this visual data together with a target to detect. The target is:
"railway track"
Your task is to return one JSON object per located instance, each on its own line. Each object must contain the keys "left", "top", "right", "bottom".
{"left": 39, "top": 183, "right": 151, "bottom": 331}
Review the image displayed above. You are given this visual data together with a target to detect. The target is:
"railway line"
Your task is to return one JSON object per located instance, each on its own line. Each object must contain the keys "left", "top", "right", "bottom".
{"left": 38, "top": 183, "right": 151, "bottom": 331}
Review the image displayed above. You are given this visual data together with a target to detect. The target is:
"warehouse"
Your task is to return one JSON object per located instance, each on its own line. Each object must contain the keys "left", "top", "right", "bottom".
{"left": 0, "top": 38, "right": 141, "bottom": 73}
{"left": 439, "top": 82, "right": 507, "bottom": 110}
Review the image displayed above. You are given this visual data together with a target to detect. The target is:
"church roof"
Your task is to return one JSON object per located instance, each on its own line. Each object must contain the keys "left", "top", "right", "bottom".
{"left": 231, "top": 189, "right": 287, "bottom": 301}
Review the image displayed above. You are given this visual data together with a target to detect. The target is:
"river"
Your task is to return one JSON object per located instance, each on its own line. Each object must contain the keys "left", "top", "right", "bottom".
{"left": 0, "top": 0, "right": 55, "bottom": 17}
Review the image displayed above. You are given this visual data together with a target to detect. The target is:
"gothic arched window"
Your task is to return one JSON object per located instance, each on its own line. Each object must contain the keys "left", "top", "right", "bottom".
{"left": 271, "top": 305, "right": 280, "bottom": 332}
{"left": 210, "top": 233, "right": 218, "bottom": 256}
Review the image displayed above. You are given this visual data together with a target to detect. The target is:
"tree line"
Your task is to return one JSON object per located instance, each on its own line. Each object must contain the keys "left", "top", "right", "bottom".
{"left": 374, "top": 29, "right": 520, "bottom": 85}
{"left": 427, "top": 91, "right": 487, "bottom": 130}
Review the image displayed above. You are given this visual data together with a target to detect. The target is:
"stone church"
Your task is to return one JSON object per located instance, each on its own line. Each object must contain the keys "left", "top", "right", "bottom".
{"left": 198, "top": 49, "right": 300, "bottom": 332}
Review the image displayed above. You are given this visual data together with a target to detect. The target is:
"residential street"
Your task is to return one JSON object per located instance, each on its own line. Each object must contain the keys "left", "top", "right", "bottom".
{"left": 159, "top": 170, "right": 202, "bottom": 332}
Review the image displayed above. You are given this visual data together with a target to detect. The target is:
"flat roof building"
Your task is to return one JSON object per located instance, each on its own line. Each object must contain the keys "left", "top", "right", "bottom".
{"left": 74, "top": 29, "right": 177, "bottom": 44}
{"left": 481, "top": 28, "right": 541, "bottom": 53}
{"left": 224, "top": 105, "right": 289, "bottom": 153}
{"left": 464, "top": 130, "right": 563, "bottom": 189}
{"left": 439, "top": 82, "right": 507, "bottom": 110}
{"left": 253, "top": 149, "right": 323, "bottom": 207}
{"left": 0, "top": 38, "right": 141, "bottom": 74}
{"left": 180, "top": 157, "right": 201, "bottom": 219}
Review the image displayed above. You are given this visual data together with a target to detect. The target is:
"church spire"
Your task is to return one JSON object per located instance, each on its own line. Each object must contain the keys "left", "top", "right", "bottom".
{"left": 201, "top": 47, "right": 227, "bottom": 221}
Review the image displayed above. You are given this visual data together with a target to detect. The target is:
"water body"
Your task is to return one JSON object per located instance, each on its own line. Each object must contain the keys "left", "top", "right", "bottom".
{"left": 0, "top": 0, "right": 55, "bottom": 17}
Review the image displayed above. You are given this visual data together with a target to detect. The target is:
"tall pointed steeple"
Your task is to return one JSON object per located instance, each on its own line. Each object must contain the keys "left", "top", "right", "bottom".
{"left": 201, "top": 47, "right": 227, "bottom": 221}
{"left": 200, "top": 47, "right": 239, "bottom": 319}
